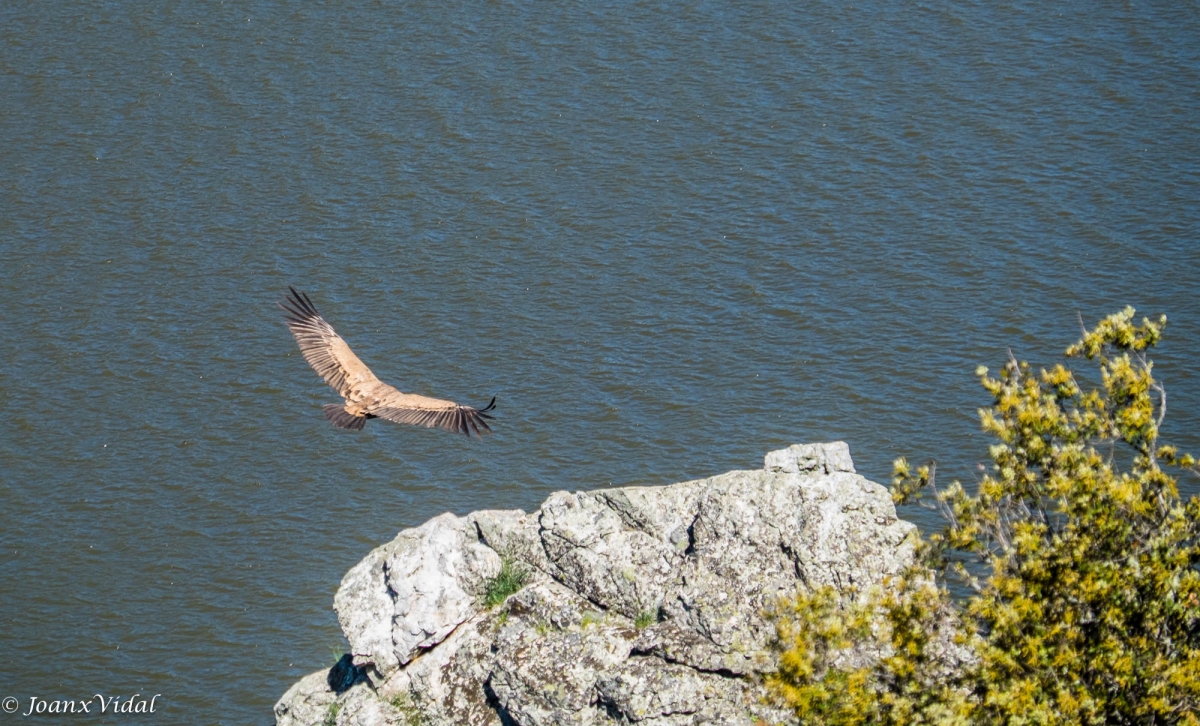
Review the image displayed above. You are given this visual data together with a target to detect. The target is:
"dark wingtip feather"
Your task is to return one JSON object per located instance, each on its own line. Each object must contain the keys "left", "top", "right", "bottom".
{"left": 287, "top": 287, "right": 305, "bottom": 311}
{"left": 280, "top": 287, "right": 325, "bottom": 323}
{"left": 282, "top": 288, "right": 303, "bottom": 312}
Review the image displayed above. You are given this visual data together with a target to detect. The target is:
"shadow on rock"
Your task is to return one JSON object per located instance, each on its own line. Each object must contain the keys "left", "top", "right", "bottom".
{"left": 327, "top": 654, "right": 367, "bottom": 695}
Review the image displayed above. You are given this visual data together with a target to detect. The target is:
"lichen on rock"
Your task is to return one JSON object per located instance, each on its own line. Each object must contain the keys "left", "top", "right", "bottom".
{"left": 274, "top": 442, "right": 921, "bottom": 726}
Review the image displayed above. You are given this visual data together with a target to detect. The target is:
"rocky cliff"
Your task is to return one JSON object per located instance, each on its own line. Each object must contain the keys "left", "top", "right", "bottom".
{"left": 274, "top": 442, "right": 919, "bottom": 726}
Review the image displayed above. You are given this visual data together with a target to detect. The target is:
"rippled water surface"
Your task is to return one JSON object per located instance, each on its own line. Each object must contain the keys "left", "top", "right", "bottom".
{"left": 2, "top": 1, "right": 1198, "bottom": 722}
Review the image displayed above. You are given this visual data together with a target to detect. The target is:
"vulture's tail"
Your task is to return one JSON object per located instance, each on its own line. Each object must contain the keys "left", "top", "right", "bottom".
{"left": 323, "top": 404, "right": 367, "bottom": 431}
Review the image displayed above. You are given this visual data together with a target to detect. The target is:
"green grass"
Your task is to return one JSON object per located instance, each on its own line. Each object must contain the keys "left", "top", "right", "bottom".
{"left": 482, "top": 558, "right": 529, "bottom": 608}
{"left": 322, "top": 702, "right": 341, "bottom": 726}
{"left": 635, "top": 610, "right": 657, "bottom": 629}
{"left": 389, "top": 693, "right": 427, "bottom": 726}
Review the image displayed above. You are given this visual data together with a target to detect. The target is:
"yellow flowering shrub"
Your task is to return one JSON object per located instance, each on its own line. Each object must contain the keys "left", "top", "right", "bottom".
{"left": 768, "top": 308, "right": 1200, "bottom": 725}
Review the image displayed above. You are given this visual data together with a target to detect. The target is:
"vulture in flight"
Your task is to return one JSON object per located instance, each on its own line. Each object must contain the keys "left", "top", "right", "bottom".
{"left": 280, "top": 287, "right": 495, "bottom": 437}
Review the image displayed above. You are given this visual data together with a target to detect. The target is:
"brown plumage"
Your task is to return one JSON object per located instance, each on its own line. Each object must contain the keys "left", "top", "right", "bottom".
{"left": 279, "top": 287, "right": 495, "bottom": 437}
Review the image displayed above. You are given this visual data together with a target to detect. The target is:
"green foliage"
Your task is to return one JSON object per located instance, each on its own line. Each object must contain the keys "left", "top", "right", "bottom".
{"left": 389, "top": 693, "right": 428, "bottom": 726}
{"left": 768, "top": 308, "right": 1200, "bottom": 725}
{"left": 322, "top": 701, "right": 341, "bottom": 726}
{"left": 765, "top": 577, "right": 975, "bottom": 725}
{"left": 635, "top": 610, "right": 657, "bottom": 629}
{"left": 482, "top": 558, "right": 529, "bottom": 609}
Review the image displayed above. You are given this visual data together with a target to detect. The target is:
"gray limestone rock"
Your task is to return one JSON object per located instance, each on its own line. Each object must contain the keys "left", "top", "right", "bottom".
{"left": 763, "top": 440, "right": 857, "bottom": 475}
{"left": 276, "top": 442, "right": 931, "bottom": 726}
{"left": 275, "top": 671, "right": 336, "bottom": 726}
{"left": 334, "top": 512, "right": 502, "bottom": 672}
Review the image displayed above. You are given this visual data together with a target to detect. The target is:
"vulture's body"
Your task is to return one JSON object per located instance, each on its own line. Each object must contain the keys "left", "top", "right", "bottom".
{"left": 280, "top": 287, "right": 495, "bottom": 436}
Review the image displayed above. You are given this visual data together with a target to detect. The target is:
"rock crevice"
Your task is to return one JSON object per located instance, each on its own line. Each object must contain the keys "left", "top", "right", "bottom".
{"left": 275, "top": 442, "right": 921, "bottom": 726}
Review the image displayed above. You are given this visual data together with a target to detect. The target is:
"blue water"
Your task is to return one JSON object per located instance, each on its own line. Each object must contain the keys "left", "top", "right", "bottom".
{"left": 1, "top": 1, "right": 1198, "bottom": 723}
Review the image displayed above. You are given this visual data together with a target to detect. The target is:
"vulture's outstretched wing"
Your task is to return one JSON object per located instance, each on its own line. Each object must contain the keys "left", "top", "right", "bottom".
{"left": 370, "top": 394, "right": 496, "bottom": 437}
{"left": 279, "top": 287, "right": 378, "bottom": 398}
{"left": 281, "top": 287, "right": 497, "bottom": 437}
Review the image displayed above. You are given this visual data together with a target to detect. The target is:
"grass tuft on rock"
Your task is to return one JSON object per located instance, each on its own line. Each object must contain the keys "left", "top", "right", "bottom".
{"left": 389, "top": 693, "right": 428, "bottom": 726}
{"left": 482, "top": 558, "right": 529, "bottom": 608}
{"left": 322, "top": 702, "right": 341, "bottom": 726}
